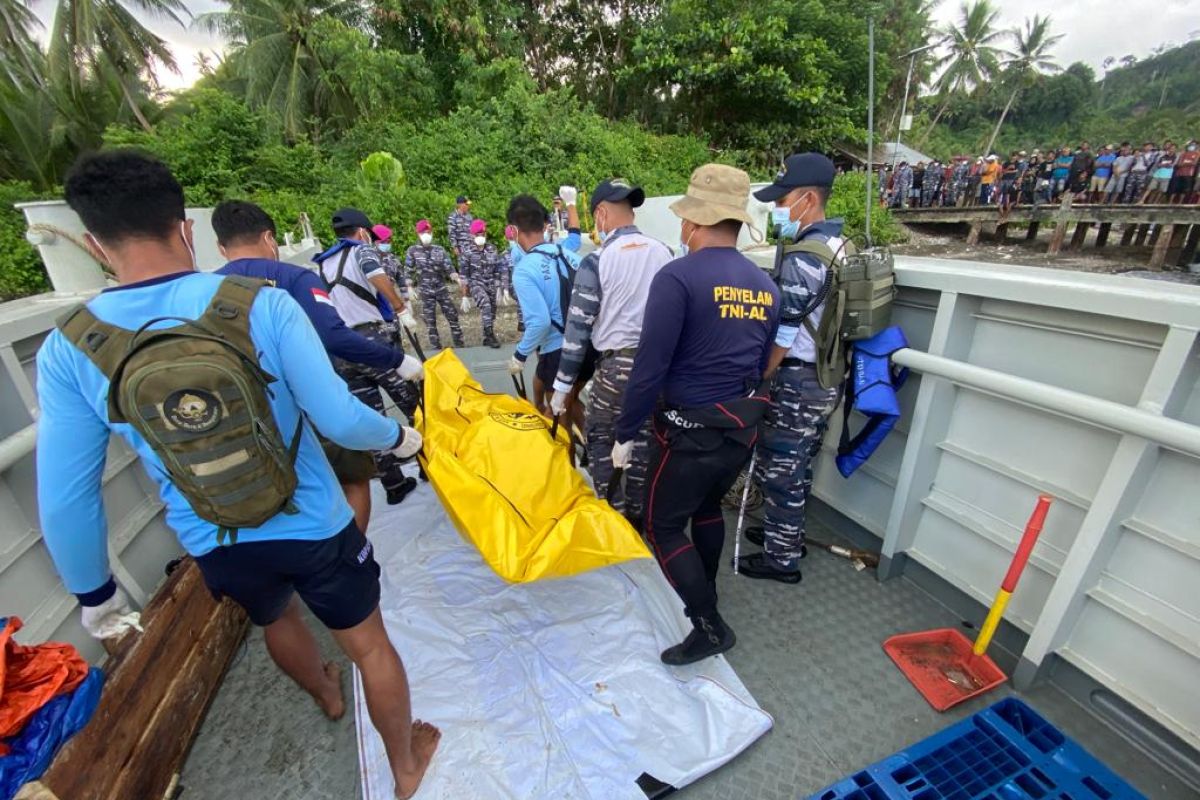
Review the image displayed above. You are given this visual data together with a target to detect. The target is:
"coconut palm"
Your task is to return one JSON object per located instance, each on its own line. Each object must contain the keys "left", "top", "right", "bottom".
{"left": 916, "top": 0, "right": 1005, "bottom": 148}
{"left": 196, "top": 0, "right": 365, "bottom": 142}
{"left": 983, "top": 15, "right": 1061, "bottom": 153}
{"left": 47, "top": 0, "right": 189, "bottom": 131}
{"left": 0, "top": 0, "right": 43, "bottom": 87}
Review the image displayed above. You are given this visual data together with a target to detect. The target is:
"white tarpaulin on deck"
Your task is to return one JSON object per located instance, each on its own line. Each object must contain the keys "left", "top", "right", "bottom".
{"left": 354, "top": 480, "right": 773, "bottom": 799}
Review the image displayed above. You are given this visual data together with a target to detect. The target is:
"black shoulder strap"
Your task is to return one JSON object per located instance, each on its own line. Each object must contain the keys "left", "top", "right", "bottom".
{"left": 550, "top": 245, "right": 574, "bottom": 334}
{"left": 325, "top": 248, "right": 378, "bottom": 307}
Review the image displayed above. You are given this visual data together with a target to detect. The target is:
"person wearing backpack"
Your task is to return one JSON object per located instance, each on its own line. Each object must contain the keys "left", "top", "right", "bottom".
{"left": 211, "top": 200, "right": 426, "bottom": 532}
{"left": 505, "top": 189, "right": 583, "bottom": 416}
{"left": 37, "top": 151, "right": 439, "bottom": 798}
{"left": 313, "top": 207, "right": 422, "bottom": 506}
{"left": 548, "top": 179, "right": 673, "bottom": 530}
{"left": 737, "top": 153, "right": 845, "bottom": 584}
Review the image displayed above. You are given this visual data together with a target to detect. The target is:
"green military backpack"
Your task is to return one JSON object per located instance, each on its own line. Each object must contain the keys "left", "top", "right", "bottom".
{"left": 774, "top": 238, "right": 895, "bottom": 389}
{"left": 57, "top": 275, "right": 302, "bottom": 545}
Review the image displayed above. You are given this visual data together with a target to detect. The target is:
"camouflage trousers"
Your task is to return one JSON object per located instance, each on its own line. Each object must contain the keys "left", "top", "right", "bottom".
{"left": 755, "top": 363, "right": 839, "bottom": 570}
{"left": 333, "top": 323, "right": 419, "bottom": 495}
{"left": 1123, "top": 172, "right": 1149, "bottom": 203}
{"left": 418, "top": 285, "right": 463, "bottom": 349}
{"left": 586, "top": 349, "right": 648, "bottom": 519}
{"left": 500, "top": 266, "right": 523, "bottom": 326}
{"left": 468, "top": 277, "right": 497, "bottom": 337}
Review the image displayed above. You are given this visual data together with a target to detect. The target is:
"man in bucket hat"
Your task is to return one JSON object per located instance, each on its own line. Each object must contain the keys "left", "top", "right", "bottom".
{"left": 614, "top": 164, "right": 780, "bottom": 666}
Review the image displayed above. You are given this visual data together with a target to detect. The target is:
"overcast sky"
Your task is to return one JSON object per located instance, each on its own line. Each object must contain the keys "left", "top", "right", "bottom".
{"left": 31, "top": 0, "right": 1200, "bottom": 92}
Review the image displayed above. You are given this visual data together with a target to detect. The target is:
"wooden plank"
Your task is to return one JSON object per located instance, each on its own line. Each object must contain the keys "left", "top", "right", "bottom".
{"left": 106, "top": 599, "right": 248, "bottom": 800}
{"left": 1120, "top": 225, "right": 1136, "bottom": 246}
{"left": 1025, "top": 221, "right": 1040, "bottom": 241}
{"left": 1179, "top": 225, "right": 1200, "bottom": 269}
{"left": 1168, "top": 224, "right": 1187, "bottom": 249}
{"left": 1148, "top": 225, "right": 1162, "bottom": 246}
{"left": 1069, "top": 222, "right": 1091, "bottom": 250}
{"left": 965, "top": 223, "right": 981, "bottom": 246}
{"left": 41, "top": 560, "right": 248, "bottom": 800}
{"left": 1150, "top": 224, "right": 1174, "bottom": 271}
{"left": 1095, "top": 222, "right": 1112, "bottom": 248}
{"left": 1134, "top": 224, "right": 1149, "bottom": 246}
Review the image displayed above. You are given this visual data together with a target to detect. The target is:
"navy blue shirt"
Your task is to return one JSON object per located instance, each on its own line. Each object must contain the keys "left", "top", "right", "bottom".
{"left": 218, "top": 258, "right": 403, "bottom": 371}
{"left": 615, "top": 247, "right": 780, "bottom": 442}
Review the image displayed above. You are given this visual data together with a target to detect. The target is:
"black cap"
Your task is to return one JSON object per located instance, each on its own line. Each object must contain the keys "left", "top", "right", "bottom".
{"left": 455, "top": 195, "right": 469, "bottom": 204}
{"left": 331, "top": 207, "right": 373, "bottom": 231}
{"left": 753, "top": 153, "right": 836, "bottom": 202}
{"left": 589, "top": 178, "right": 646, "bottom": 214}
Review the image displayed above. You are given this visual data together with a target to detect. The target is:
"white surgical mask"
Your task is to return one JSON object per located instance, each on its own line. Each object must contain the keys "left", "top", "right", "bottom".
{"left": 474, "top": 235, "right": 486, "bottom": 246}
{"left": 418, "top": 233, "right": 432, "bottom": 245}
{"left": 543, "top": 229, "right": 552, "bottom": 243}
{"left": 679, "top": 223, "right": 695, "bottom": 256}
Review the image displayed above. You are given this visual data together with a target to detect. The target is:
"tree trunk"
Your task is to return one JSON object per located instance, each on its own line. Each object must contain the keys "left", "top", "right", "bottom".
{"left": 915, "top": 95, "right": 951, "bottom": 149}
{"left": 120, "top": 80, "right": 154, "bottom": 132}
{"left": 983, "top": 86, "right": 1018, "bottom": 155}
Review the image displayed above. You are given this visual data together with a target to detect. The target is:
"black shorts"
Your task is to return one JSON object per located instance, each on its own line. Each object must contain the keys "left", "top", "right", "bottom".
{"left": 534, "top": 346, "right": 597, "bottom": 389}
{"left": 195, "top": 522, "right": 381, "bottom": 630}
{"left": 1169, "top": 174, "right": 1194, "bottom": 195}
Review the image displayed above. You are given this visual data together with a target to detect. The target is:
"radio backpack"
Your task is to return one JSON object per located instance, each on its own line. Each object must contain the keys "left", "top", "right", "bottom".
{"left": 57, "top": 276, "right": 302, "bottom": 545}
{"left": 772, "top": 238, "right": 895, "bottom": 389}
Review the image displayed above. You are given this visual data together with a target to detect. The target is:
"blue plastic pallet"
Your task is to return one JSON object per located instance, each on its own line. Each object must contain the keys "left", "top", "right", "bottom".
{"left": 810, "top": 698, "right": 1145, "bottom": 800}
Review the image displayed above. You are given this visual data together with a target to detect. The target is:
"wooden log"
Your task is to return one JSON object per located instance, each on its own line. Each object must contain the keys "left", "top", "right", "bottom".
{"left": 1047, "top": 222, "right": 1067, "bottom": 255}
{"left": 1120, "top": 225, "right": 1136, "bottom": 246}
{"left": 1134, "top": 224, "right": 1149, "bottom": 246}
{"left": 1179, "top": 225, "right": 1200, "bottom": 269}
{"left": 1025, "top": 221, "right": 1040, "bottom": 241}
{"left": 1095, "top": 222, "right": 1112, "bottom": 248}
{"left": 1148, "top": 225, "right": 1162, "bottom": 247}
{"left": 965, "top": 223, "right": 981, "bottom": 246}
{"left": 1070, "top": 222, "right": 1091, "bottom": 250}
{"left": 1149, "top": 224, "right": 1174, "bottom": 271}
{"left": 41, "top": 560, "right": 249, "bottom": 800}
{"left": 1168, "top": 224, "right": 1187, "bottom": 249}
{"left": 996, "top": 222, "right": 1009, "bottom": 241}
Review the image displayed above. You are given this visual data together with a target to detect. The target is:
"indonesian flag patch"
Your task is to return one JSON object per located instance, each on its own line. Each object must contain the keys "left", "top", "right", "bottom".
{"left": 311, "top": 287, "right": 334, "bottom": 306}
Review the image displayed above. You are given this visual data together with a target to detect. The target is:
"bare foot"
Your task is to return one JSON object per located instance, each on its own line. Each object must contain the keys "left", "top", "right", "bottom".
{"left": 314, "top": 662, "right": 345, "bottom": 721}
{"left": 394, "top": 720, "right": 441, "bottom": 799}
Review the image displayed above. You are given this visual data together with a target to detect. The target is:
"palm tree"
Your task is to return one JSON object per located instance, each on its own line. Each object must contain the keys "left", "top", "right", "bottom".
{"left": 983, "top": 15, "right": 1061, "bottom": 154}
{"left": 916, "top": 0, "right": 1005, "bottom": 148}
{"left": 47, "top": 0, "right": 189, "bottom": 131}
{"left": 0, "top": 0, "right": 43, "bottom": 87}
{"left": 196, "top": 0, "right": 365, "bottom": 142}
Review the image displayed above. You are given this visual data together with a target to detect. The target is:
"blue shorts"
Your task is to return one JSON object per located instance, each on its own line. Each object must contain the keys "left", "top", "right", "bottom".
{"left": 195, "top": 522, "right": 381, "bottom": 629}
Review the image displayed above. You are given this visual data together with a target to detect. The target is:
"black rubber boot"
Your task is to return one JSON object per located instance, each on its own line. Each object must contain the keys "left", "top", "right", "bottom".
{"left": 623, "top": 513, "right": 644, "bottom": 534}
{"left": 661, "top": 613, "right": 736, "bottom": 666}
{"left": 418, "top": 464, "right": 430, "bottom": 483}
{"left": 742, "top": 526, "right": 806, "bottom": 559}
{"left": 452, "top": 336, "right": 465, "bottom": 348}
{"left": 385, "top": 477, "right": 418, "bottom": 505}
{"left": 735, "top": 552, "right": 802, "bottom": 583}
{"left": 483, "top": 331, "right": 501, "bottom": 349}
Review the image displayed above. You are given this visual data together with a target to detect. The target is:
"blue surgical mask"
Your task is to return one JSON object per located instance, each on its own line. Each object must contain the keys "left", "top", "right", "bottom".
{"left": 379, "top": 243, "right": 392, "bottom": 253}
{"left": 598, "top": 228, "right": 610, "bottom": 244}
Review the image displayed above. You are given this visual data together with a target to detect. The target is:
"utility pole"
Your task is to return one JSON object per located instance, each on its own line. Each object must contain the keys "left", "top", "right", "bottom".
{"left": 893, "top": 43, "right": 939, "bottom": 167}
{"left": 866, "top": 17, "right": 875, "bottom": 246}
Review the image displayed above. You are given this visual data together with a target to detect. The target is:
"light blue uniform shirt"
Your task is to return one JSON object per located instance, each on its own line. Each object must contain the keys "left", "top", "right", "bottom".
{"left": 36, "top": 271, "right": 401, "bottom": 595}
{"left": 511, "top": 236, "right": 582, "bottom": 360}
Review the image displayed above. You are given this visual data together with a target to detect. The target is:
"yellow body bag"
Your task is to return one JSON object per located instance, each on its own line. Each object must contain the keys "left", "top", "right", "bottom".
{"left": 415, "top": 350, "right": 651, "bottom": 582}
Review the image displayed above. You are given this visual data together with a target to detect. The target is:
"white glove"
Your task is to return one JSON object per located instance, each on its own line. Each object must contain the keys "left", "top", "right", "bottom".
{"left": 460, "top": 295, "right": 471, "bottom": 313}
{"left": 81, "top": 587, "right": 142, "bottom": 640}
{"left": 406, "top": 281, "right": 419, "bottom": 302}
{"left": 502, "top": 289, "right": 514, "bottom": 306}
{"left": 397, "top": 354, "right": 424, "bottom": 382}
{"left": 397, "top": 306, "right": 419, "bottom": 331}
{"left": 391, "top": 426, "right": 423, "bottom": 459}
{"left": 508, "top": 355, "right": 525, "bottom": 375}
{"left": 558, "top": 185, "right": 578, "bottom": 206}
{"left": 549, "top": 390, "right": 569, "bottom": 417}
{"left": 612, "top": 441, "right": 634, "bottom": 470}
{"left": 450, "top": 272, "right": 461, "bottom": 283}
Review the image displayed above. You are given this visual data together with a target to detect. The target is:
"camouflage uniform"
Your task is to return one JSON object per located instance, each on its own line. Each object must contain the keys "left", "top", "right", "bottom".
{"left": 922, "top": 164, "right": 942, "bottom": 208}
{"left": 333, "top": 323, "right": 420, "bottom": 499}
{"left": 756, "top": 221, "right": 846, "bottom": 571}
{"left": 892, "top": 164, "right": 913, "bottom": 208}
{"left": 459, "top": 242, "right": 504, "bottom": 341}
{"left": 403, "top": 243, "right": 464, "bottom": 349}
{"left": 587, "top": 349, "right": 649, "bottom": 516}
{"left": 500, "top": 247, "right": 524, "bottom": 329}
{"left": 446, "top": 210, "right": 474, "bottom": 261}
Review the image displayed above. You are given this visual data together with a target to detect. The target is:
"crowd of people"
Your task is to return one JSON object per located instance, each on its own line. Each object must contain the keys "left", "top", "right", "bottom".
{"left": 880, "top": 139, "right": 1200, "bottom": 210}
{"left": 35, "top": 148, "right": 851, "bottom": 798}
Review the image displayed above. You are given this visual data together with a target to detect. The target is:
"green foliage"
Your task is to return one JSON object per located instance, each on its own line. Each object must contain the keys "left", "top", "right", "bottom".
{"left": 0, "top": 181, "right": 50, "bottom": 301}
{"left": 827, "top": 172, "right": 905, "bottom": 247}
{"left": 359, "top": 152, "right": 406, "bottom": 195}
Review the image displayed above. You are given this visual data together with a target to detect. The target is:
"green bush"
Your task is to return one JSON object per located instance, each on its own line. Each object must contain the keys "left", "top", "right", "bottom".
{"left": 827, "top": 172, "right": 906, "bottom": 247}
{"left": 0, "top": 181, "right": 50, "bottom": 300}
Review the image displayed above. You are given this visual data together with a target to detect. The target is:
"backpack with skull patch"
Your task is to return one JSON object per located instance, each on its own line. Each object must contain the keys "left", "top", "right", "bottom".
{"left": 56, "top": 275, "right": 302, "bottom": 545}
